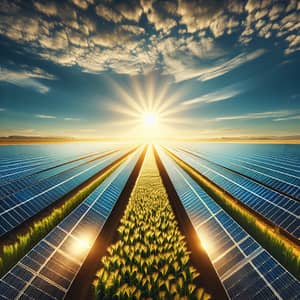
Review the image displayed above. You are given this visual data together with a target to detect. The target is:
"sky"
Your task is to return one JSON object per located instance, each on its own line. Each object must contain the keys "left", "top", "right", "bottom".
{"left": 0, "top": 0, "right": 299, "bottom": 140}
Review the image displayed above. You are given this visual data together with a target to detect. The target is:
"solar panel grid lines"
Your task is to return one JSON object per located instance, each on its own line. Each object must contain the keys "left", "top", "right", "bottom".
{"left": 0, "top": 156, "right": 52, "bottom": 168}
{"left": 0, "top": 148, "right": 142, "bottom": 300}
{"left": 157, "top": 147, "right": 300, "bottom": 300}
{"left": 0, "top": 157, "right": 60, "bottom": 177}
{"left": 0, "top": 149, "right": 130, "bottom": 237}
{"left": 0, "top": 149, "right": 125, "bottom": 214}
{"left": 0, "top": 147, "right": 116, "bottom": 184}
{"left": 183, "top": 144, "right": 300, "bottom": 171}
{"left": 170, "top": 148, "right": 300, "bottom": 239}
{"left": 247, "top": 153, "right": 300, "bottom": 168}
{"left": 191, "top": 152, "right": 300, "bottom": 199}
{"left": 178, "top": 147, "right": 300, "bottom": 199}
{"left": 0, "top": 149, "right": 116, "bottom": 201}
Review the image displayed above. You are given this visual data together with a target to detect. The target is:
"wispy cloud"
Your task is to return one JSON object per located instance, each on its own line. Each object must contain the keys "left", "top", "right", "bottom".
{"left": 0, "top": 67, "right": 55, "bottom": 93}
{"left": 0, "top": 108, "right": 5, "bottom": 112}
{"left": 171, "top": 49, "right": 266, "bottom": 83}
{"left": 215, "top": 110, "right": 295, "bottom": 121}
{"left": 273, "top": 115, "right": 300, "bottom": 121}
{"left": 64, "top": 117, "right": 80, "bottom": 121}
{"left": 182, "top": 86, "right": 241, "bottom": 106}
{"left": 35, "top": 114, "right": 56, "bottom": 119}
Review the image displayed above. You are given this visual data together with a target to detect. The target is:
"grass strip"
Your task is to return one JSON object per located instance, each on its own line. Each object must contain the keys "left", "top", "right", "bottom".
{"left": 93, "top": 148, "right": 210, "bottom": 300}
{"left": 0, "top": 153, "right": 129, "bottom": 277}
{"left": 165, "top": 148, "right": 300, "bottom": 280}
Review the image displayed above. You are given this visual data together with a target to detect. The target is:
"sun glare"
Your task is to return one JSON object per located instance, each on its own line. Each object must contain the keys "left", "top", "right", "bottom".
{"left": 69, "top": 233, "right": 93, "bottom": 257}
{"left": 107, "top": 75, "right": 191, "bottom": 141}
{"left": 143, "top": 113, "right": 157, "bottom": 127}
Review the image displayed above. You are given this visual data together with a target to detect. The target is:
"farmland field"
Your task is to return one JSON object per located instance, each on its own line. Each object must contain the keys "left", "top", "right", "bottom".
{"left": 0, "top": 142, "right": 299, "bottom": 299}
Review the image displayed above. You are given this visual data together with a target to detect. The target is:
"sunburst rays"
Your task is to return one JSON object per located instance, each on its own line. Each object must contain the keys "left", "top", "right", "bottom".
{"left": 106, "top": 75, "right": 191, "bottom": 141}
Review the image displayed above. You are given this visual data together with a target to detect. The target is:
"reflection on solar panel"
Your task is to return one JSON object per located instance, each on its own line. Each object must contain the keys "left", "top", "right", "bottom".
{"left": 0, "top": 149, "right": 141, "bottom": 300}
{"left": 157, "top": 147, "right": 300, "bottom": 300}
{"left": 179, "top": 147, "right": 300, "bottom": 199}
{"left": 169, "top": 148, "right": 300, "bottom": 239}
{"left": 0, "top": 149, "right": 129, "bottom": 237}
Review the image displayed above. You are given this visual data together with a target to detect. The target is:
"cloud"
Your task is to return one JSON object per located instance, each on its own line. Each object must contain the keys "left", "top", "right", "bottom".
{"left": 0, "top": 0, "right": 299, "bottom": 78}
{"left": 0, "top": 108, "right": 6, "bottom": 112}
{"left": 115, "top": 0, "right": 143, "bottom": 22}
{"left": 141, "top": 0, "right": 177, "bottom": 33}
{"left": 273, "top": 115, "right": 300, "bottom": 121}
{"left": 34, "top": 1, "right": 57, "bottom": 16}
{"left": 72, "top": 0, "right": 91, "bottom": 10}
{"left": 215, "top": 110, "right": 295, "bottom": 121}
{"left": 182, "top": 86, "right": 241, "bottom": 106}
{"left": 35, "top": 114, "right": 56, "bottom": 119}
{"left": 64, "top": 117, "right": 80, "bottom": 121}
{"left": 0, "top": 67, "right": 55, "bottom": 93}
{"left": 95, "top": 3, "right": 123, "bottom": 22}
{"left": 165, "top": 48, "right": 266, "bottom": 83}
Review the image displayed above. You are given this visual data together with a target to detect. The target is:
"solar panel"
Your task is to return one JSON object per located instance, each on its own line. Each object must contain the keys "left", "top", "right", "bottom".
{"left": 0, "top": 149, "right": 129, "bottom": 236}
{"left": 0, "top": 148, "right": 142, "bottom": 299}
{"left": 179, "top": 147, "right": 300, "bottom": 199}
{"left": 0, "top": 149, "right": 115, "bottom": 200}
{"left": 169, "top": 147, "right": 300, "bottom": 239}
{"left": 157, "top": 147, "right": 300, "bottom": 300}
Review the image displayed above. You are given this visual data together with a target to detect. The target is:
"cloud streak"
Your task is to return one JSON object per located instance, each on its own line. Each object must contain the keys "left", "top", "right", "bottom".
{"left": 215, "top": 110, "right": 297, "bottom": 121}
{"left": 0, "top": 67, "right": 55, "bottom": 93}
{"left": 182, "top": 86, "right": 241, "bottom": 106}
{"left": 35, "top": 114, "right": 56, "bottom": 119}
{"left": 169, "top": 49, "right": 266, "bottom": 83}
{"left": 64, "top": 117, "right": 81, "bottom": 121}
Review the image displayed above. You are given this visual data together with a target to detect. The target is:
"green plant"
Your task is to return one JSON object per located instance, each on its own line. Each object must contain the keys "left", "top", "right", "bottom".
{"left": 94, "top": 150, "right": 210, "bottom": 299}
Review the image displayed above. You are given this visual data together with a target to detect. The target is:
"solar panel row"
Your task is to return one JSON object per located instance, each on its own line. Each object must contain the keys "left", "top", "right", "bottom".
{"left": 0, "top": 144, "right": 116, "bottom": 183}
{"left": 0, "top": 148, "right": 141, "bottom": 300}
{"left": 0, "top": 149, "right": 129, "bottom": 237}
{"left": 157, "top": 147, "right": 300, "bottom": 300}
{"left": 170, "top": 148, "right": 300, "bottom": 239}
{"left": 0, "top": 150, "right": 116, "bottom": 200}
{"left": 0, "top": 158, "right": 59, "bottom": 182}
{"left": 180, "top": 148, "right": 300, "bottom": 199}
{"left": 0, "top": 150, "right": 108, "bottom": 183}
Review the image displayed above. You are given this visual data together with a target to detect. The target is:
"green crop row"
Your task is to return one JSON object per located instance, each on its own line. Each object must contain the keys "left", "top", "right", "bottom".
{"left": 94, "top": 150, "right": 210, "bottom": 300}
{"left": 0, "top": 162, "right": 119, "bottom": 277}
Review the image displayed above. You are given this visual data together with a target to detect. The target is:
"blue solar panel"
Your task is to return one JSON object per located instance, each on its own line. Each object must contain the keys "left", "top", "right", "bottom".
{"left": 0, "top": 149, "right": 129, "bottom": 236}
{"left": 157, "top": 147, "right": 300, "bottom": 300}
{"left": 170, "top": 147, "right": 300, "bottom": 239}
{"left": 177, "top": 145, "right": 300, "bottom": 199}
{"left": 0, "top": 148, "right": 142, "bottom": 299}
{"left": 0, "top": 149, "right": 116, "bottom": 200}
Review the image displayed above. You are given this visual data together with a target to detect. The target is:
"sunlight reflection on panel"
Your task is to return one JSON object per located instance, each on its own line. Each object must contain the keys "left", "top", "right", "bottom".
{"left": 68, "top": 233, "right": 93, "bottom": 258}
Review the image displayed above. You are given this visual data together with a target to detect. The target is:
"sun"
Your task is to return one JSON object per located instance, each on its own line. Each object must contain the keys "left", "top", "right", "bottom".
{"left": 143, "top": 113, "right": 157, "bottom": 127}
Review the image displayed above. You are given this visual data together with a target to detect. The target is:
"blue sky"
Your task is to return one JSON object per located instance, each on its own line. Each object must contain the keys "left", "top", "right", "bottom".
{"left": 0, "top": 0, "right": 299, "bottom": 139}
